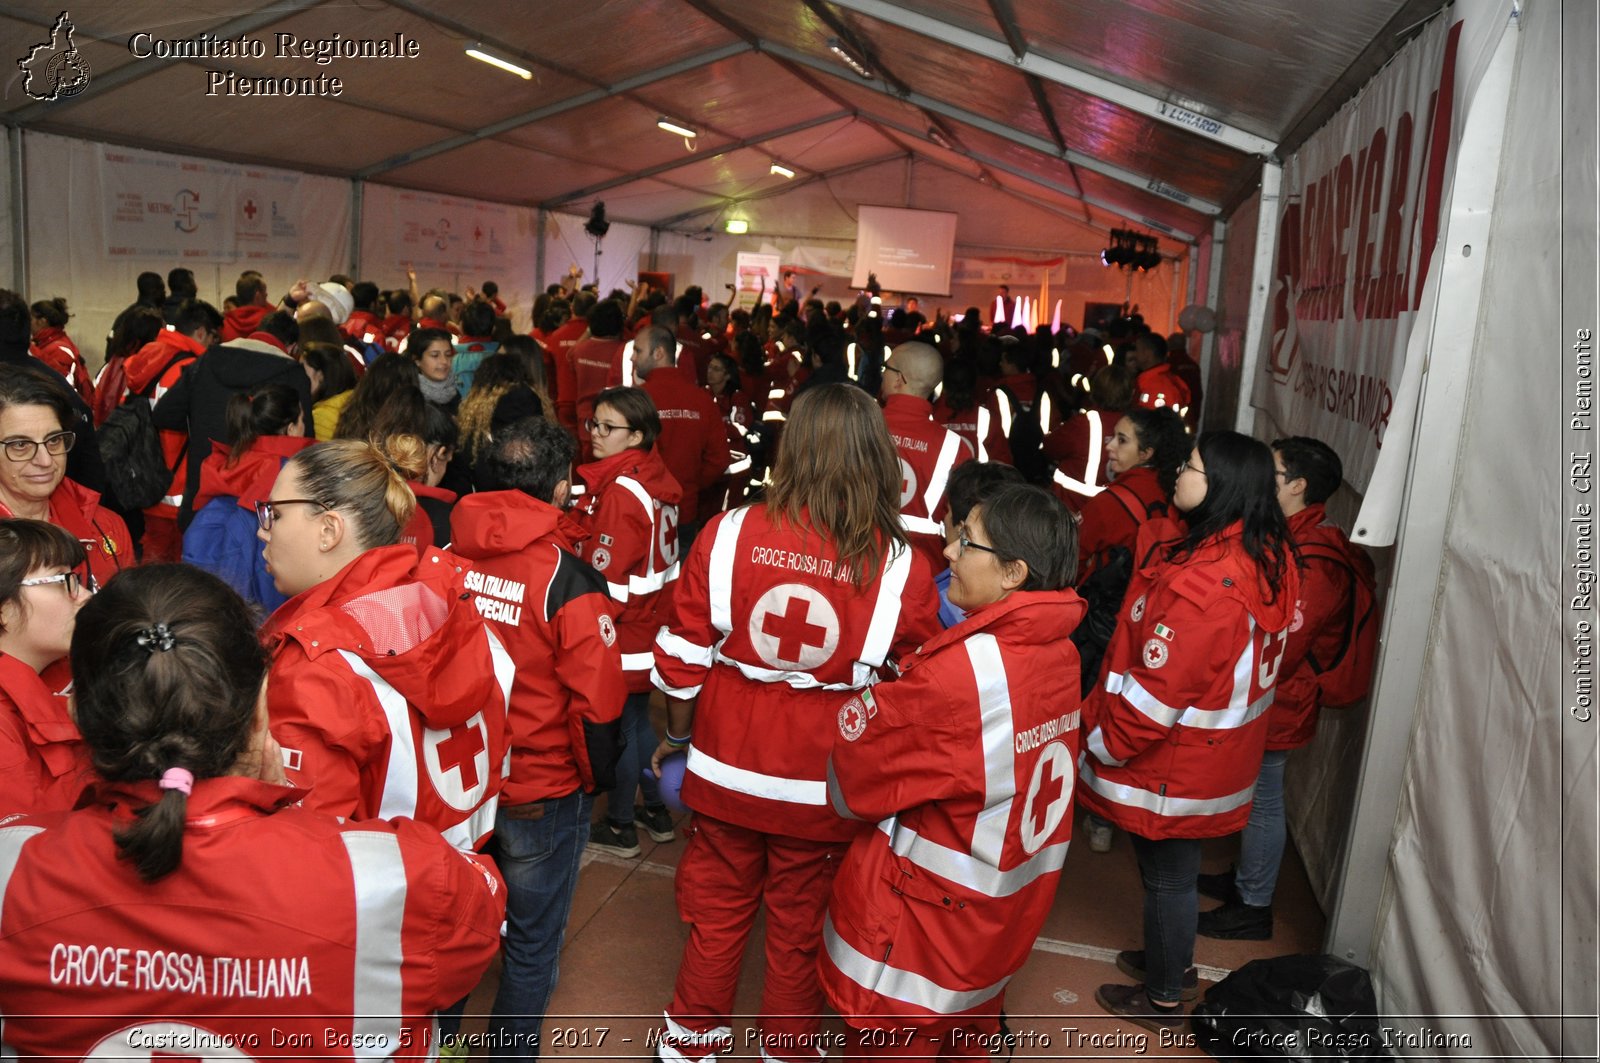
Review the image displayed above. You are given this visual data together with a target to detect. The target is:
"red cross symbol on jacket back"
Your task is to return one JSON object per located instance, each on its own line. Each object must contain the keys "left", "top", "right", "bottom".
{"left": 436, "top": 721, "right": 485, "bottom": 790}
{"left": 763, "top": 597, "right": 828, "bottom": 664}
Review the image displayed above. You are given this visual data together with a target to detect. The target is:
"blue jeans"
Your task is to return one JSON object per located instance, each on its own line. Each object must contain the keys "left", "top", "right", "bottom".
{"left": 1235, "top": 748, "right": 1290, "bottom": 907}
{"left": 603, "top": 691, "right": 661, "bottom": 826}
{"left": 489, "top": 789, "right": 593, "bottom": 1060}
{"left": 1127, "top": 833, "right": 1203, "bottom": 1005}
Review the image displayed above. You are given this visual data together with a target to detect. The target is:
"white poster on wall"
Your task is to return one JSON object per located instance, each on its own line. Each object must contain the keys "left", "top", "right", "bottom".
{"left": 734, "top": 251, "right": 781, "bottom": 311}
{"left": 951, "top": 255, "right": 1067, "bottom": 287}
{"left": 382, "top": 189, "right": 515, "bottom": 273}
{"left": 102, "top": 145, "right": 304, "bottom": 263}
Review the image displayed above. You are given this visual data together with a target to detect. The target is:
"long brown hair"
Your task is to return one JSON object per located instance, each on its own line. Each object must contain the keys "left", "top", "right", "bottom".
{"left": 765, "top": 383, "right": 906, "bottom": 586}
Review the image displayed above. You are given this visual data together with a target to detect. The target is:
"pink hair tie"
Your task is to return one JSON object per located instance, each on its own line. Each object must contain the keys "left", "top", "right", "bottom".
{"left": 158, "top": 768, "right": 194, "bottom": 796}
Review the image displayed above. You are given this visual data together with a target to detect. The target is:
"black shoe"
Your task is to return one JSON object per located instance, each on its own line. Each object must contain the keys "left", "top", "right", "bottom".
{"left": 1197, "top": 867, "right": 1238, "bottom": 903}
{"left": 635, "top": 804, "right": 676, "bottom": 843}
{"left": 1094, "top": 983, "right": 1186, "bottom": 1034}
{"left": 588, "top": 820, "right": 641, "bottom": 858}
{"left": 1197, "top": 900, "right": 1273, "bottom": 940}
{"left": 1114, "top": 949, "right": 1200, "bottom": 1001}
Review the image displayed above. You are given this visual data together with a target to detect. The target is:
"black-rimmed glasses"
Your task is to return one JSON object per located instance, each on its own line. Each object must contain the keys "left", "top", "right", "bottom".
{"left": 956, "top": 524, "right": 999, "bottom": 559}
{"left": 584, "top": 417, "right": 633, "bottom": 437}
{"left": 255, "top": 498, "right": 332, "bottom": 532}
{"left": 2, "top": 431, "right": 76, "bottom": 462}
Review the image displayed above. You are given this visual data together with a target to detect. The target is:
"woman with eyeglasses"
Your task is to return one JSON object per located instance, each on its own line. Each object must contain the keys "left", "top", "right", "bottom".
{"left": 572, "top": 386, "right": 683, "bottom": 857}
{"left": 820, "top": 484, "right": 1084, "bottom": 1056}
{"left": 0, "top": 519, "right": 95, "bottom": 816}
{"left": 182, "top": 385, "right": 314, "bottom": 614}
{"left": 255, "top": 440, "right": 512, "bottom": 852}
{"left": 0, "top": 366, "right": 131, "bottom": 589}
{"left": 1080, "top": 431, "right": 1299, "bottom": 1032}
{"left": 649, "top": 383, "right": 942, "bottom": 1063}
{"left": 0, "top": 563, "right": 505, "bottom": 1059}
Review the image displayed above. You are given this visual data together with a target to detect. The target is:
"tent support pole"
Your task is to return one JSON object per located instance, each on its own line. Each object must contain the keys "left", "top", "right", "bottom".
{"left": 9, "top": 126, "right": 27, "bottom": 293}
{"left": 1200, "top": 220, "right": 1226, "bottom": 423}
{"left": 1234, "top": 160, "right": 1283, "bottom": 436}
{"left": 349, "top": 180, "right": 363, "bottom": 277}
{"left": 648, "top": 228, "right": 660, "bottom": 272}
{"left": 536, "top": 209, "right": 549, "bottom": 295}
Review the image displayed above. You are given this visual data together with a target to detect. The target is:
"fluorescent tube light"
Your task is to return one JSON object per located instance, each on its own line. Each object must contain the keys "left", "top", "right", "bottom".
{"left": 657, "top": 117, "right": 698, "bottom": 139}
{"left": 465, "top": 45, "right": 531, "bottom": 80}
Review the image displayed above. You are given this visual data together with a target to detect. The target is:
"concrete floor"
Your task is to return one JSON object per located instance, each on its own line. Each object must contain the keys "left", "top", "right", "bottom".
{"left": 454, "top": 804, "right": 1326, "bottom": 1061}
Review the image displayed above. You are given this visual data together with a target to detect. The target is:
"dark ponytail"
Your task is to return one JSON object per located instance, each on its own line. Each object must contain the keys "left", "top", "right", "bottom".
{"left": 30, "top": 297, "right": 70, "bottom": 329}
{"left": 1124, "top": 406, "right": 1191, "bottom": 499}
{"left": 71, "top": 565, "right": 268, "bottom": 882}
{"left": 224, "top": 385, "right": 301, "bottom": 465}
{"left": 1167, "top": 431, "right": 1293, "bottom": 603}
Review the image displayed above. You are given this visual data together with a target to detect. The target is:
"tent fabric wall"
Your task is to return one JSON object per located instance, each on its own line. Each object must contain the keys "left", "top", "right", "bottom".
{"left": 1201, "top": 189, "right": 1259, "bottom": 433}
{"left": 1370, "top": 4, "right": 1578, "bottom": 1057}
{"left": 360, "top": 184, "right": 540, "bottom": 331}
{"left": 24, "top": 132, "right": 350, "bottom": 369}
{"left": 545, "top": 211, "right": 652, "bottom": 306}
{"left": 0, "top": 131, "right": 14, "bottom": 292}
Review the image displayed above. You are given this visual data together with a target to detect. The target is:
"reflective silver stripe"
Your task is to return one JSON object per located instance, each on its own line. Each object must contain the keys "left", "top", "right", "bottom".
{"left": 1085, "top": 725, "right": 1125, "bottom": 768}
{"left": 921, "top": 430, "right": 963, "bottom": 518}
{"left": 707, "top": 507, "right": 749, "bottom": 635}
{"left": 1051, "top": 409, "right": 1106, "bottom": 499}
{"left": 975, "top": 405, "right": 992, "bottom": 462}
{"left": 630, "top": 561, "right": 680, "bottom": 596}
{"left": 0, "top": 826, "right": 45, "bottom": 908}
{"left": 761, "top": 409, "right": 786, "bottom": 422}
{"left": 650, "top": 667, "right": 703, "bottom": 699}
{"left": 615, "top": 475, "right": 655, "bottom": 521}
{"left": 766, "top": 387, "right": 786, "bottom": 400}
{"left": 1038, "top": 391, "right": 1052, "bottom": 431}
{"left": 606, "top": 578, "right": 631, "bottom": 602}
{"left": 340, "top": 652, "right": 418, "bottom": 821}
{"left": 657, "top": 628, "right": 715, "bottom": 668}
{"left": 622, "top": 340, "right": 636, "bottom": 386}
{"left": 687, "top": 745, "right": 826, "bottom": 805}
{"left": 964, "top": 634, "right": 1015, "bottom": 865}
{"left": 1119, "top": 674, "right": 1182, "bottom": 728}
{"left": 900, "top": 514, "right": 943, "bottom": 536}
{"left": 440, "top": 798, "right": 498, "bottom": 852}
{"left": 712, "top": 650, "right": 865, "bottom": 691}
{"left": 659, "top": 1013, "right": 732, "bottom": 1063}
{"left": 1078, "top": 759, "right": 1255, "bottom": 818}
{"left": 1182, "top": 691, "right": 1274, "bottom": 730}
{"left": 847, "top": 342, "right": 858, "bottom": 378}
{"left": 342, "top": 831, "right": 407, "bottom": 1058}
{"left": 823, "top": 914, "right": 1008, "bottom": 1014}
{"left": 997, "top": 391, "right": 1015, "bottom": 437}
{"left": 1052, "top": 467, "right": 1105, "bottom": 500}
{"left": 160, "top": 492, "right": 185, "bottom": 507}
{"left": 859, "top": 542, "right": 912, "bottom": 667}
{"left": 826, "top": 758, "right": 861, "bottom": 820}
{"left": 883, "top": 821, "right": 1067, "bottom": 899}
{"left": 622, "top": 651, "right": 656, "bottom": 671}
{"left": 726, "top": 455, "right": 752, "bottom": 475}
{"left": 486, "top": 629, "right": 515, "bottom": 717}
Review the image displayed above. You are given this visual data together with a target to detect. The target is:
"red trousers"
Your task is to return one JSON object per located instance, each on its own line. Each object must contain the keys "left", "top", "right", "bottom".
{"left": 662, "top": 814, "right": 848, "bottom": 1063}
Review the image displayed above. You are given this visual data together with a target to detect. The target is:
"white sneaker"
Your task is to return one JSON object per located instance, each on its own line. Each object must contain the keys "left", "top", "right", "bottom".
{"left": 1086, "top": 818, "right": 1113, "bottom": 853}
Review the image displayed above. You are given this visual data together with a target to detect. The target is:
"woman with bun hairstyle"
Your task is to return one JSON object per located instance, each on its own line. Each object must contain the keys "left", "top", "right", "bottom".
{"left": 0, "top": 563, "right": 506, "bottom": 1059}
{"left": 1075, "top": 406, "right": 1190, "bottom": 583}
{"left": 257, "top": 440, "right": 513, "bottom": 851}
{"left": 0, "top": 519, "right": 94, "bottom": 816}
{"left": 183, "top": 385, "right": 314, "bottom": 613}
{"left": 29, "top": 297, "right": 92, "bottom": 406}
{"left": 572, "top": 385, "right": 683, "bottom": 858}
{"left": 1082, "top": 431, "right": 1298, "bottom": 1031}
{"left": 650, "top": 384, "right": 942, "bottom": 1063}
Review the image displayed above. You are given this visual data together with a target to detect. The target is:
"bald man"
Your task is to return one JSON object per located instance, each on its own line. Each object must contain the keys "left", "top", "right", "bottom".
{"left": 881, "top": 342, "right": 973, "bottom": 572}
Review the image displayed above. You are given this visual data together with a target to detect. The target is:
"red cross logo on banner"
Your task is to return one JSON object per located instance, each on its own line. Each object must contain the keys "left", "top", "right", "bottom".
{"left": 748, "top": 584, "right": 840, "bottom": 670}
{"left": 423, "top": 711, "right": 492, "bottom": 812}
{"left": 242, "top": 199, "right": 257, "bottom": 220}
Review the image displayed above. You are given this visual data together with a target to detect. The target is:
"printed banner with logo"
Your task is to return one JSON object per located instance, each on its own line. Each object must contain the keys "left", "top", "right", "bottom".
{"left": 1253, "top": 15, "right": 1464, "bottom": 491}
{"left": 371, "top": 188, "right": 520, "bottom": 273}
{"left": 734, "top": 251, "right": 782, "bottom": 311}
{"left": 951, "top": 256, "right": 1068, "bottom": 287}
{"left": 102, "top": 146, "right": 305, "bottom": 263}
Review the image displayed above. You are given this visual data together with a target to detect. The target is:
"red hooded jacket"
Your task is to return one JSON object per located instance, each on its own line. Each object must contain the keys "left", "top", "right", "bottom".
{"left": 221, "top": 303, "right": 271, "bottom": 341}
{"left": 30, "top": 327, "right": 92, "bottom": 406}
{"left": 124, "top": 330, "right": 211, "bottom": 512}
{"left": 0, "top": 656, "right": 92, "bottom": 817}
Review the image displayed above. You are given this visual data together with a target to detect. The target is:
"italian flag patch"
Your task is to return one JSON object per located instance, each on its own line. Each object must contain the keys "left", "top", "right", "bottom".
{"left": 1154, "top": 623, "right": 1175, "bottom": 642}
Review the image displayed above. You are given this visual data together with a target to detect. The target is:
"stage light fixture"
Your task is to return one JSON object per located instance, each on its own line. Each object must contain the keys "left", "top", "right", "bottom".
{"left": 827, "top": 37, "right": 873, "bottom": 79}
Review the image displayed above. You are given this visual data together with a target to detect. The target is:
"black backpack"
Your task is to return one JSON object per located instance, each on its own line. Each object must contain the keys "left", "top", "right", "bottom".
{"left": 995, "top": 385, "right": 1048, "bottom": 485}
{"left": 1069, "top": 489, "right": 1173, "bottom": 696}
{"left": 97, "top": 353, "right": 188, "bottom": 511}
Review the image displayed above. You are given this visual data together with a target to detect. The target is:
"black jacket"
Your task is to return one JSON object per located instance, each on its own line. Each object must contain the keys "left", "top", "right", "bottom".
{"left": 152, "top": 339, "right": 314, "bottom": 528}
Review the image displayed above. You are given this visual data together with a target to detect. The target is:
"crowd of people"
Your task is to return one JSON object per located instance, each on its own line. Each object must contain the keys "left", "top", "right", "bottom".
{"left": 0, "top": 266, "right": 1375, "bottom": 1059}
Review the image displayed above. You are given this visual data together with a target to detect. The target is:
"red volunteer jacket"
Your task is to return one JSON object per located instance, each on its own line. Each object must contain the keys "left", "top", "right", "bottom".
{"left": 546, "top": 318, "right": 592, "bottom": 431}
{"left": 451, "top": 491, "right": 628, "bottom": 804}
{"left": 1267, "top": 504, "right": 1357, "bottom": 750}
{"left": 572, "top": 448, "right": 683, "bottom": 693}
{"left": 1044, "top": 406, "right": 1118, "bottom": 512}
{"left": 263, "top": 545, "right": 513, "bottom": 850}
{"left": 1135, "top": 364, "right": 1191, "bottom": 412}
{"left": 652, "top": 505, "right": 941, "bottom": 842}
{"left": 0, "top": 656, "right": 92, "bottom": 818}
{"left": 380, "top": 313, "right": 413, "bottom": 352}
{"left": 567, "top": 336, "right": 625, "bottom": 436}
{"left": 933, "top": 396, "right": 1011, "bottom": 465}
{"left": 822, "top": 590, "right": 1085, "bottom": 1028}
{"left": 29, "top": 327, "right": 92, "bottom": 406}
{"left": 124, "top": 330, "right": 211, "bottom": 513}
{"left": 342, "top": 309, "right": 386, "bottom": 348}
{"left": 1077, "top": 520, "right": 1299, "bottom": 839}
{"left": 221, "top": 303, "right": 271, "bottom": 341}
{"left": 0, "top": 480, "right": 132, "bottom": 592}
{"left": 641, "top": 363, "right": 731, "bottom": 525}
{"left": 0, "top": 777, "right": 505, "bottom": 1060}
{"left": 1075, "top": 464, "right": 1170, "bottom": 581}
{"left": 883, "top": 393, "right": 973, "bottom": 571}
{"left": 191, "top": 435, "right": 313, "bottom": 516}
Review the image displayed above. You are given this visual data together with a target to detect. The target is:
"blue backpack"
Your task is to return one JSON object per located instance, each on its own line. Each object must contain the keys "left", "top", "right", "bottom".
{"left": 183, "top": 496, "right": 286, "bottom": 615}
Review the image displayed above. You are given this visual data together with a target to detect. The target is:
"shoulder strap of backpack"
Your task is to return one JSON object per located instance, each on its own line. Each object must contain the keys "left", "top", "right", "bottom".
{"left": 134, "top": 351, "right": 193, "bottom": 400}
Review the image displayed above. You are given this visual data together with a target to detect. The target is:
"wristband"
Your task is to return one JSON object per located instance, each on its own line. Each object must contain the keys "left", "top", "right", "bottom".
{"left": 665, "top": 731, "right": 691, "bottom": 748}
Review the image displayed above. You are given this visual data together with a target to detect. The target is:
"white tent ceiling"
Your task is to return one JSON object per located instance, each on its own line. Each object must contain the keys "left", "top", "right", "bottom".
{"left": 1, "top": 0, "right": 1447, "bottom": 244}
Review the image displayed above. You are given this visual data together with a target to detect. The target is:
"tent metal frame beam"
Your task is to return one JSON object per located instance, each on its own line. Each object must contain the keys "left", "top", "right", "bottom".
{"left": 541, "top": 110, "right": 852, "bottom": 209}
{"left": 650, "top": 151, "right": 906, "bottom": 230}
{"left": 821, "top": 0, "right": 1278, "bottom": 157}
{"left": 759, "top": 40, "right": 1223, "bottom": 215}
{"left": 7, "top": 0, "right": 329, "bottom": 124}
{"left": 357, "top": 41, "right": 752, "bottom": 178}
{"left": 864, "top": 112, "right": 1199, "bottom": 243}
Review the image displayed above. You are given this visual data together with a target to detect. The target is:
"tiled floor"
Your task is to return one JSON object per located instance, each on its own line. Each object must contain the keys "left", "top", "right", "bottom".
{"left": 455, "top": 807, "right": 1326, "bottom": 1061}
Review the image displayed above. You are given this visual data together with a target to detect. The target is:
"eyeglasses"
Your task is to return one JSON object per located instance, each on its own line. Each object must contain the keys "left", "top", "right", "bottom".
{"left": 883, "top": 364, "right": 906, "bottom": 381}
{"left": 1180, "top": 460, "right": 1207, "bottom": 477}
{"left": 19, "top": 571, "right": 86, "bottom": 596}
{"left": 2, "top": 431, "right": 75, "bottom": 463}
{"left": 584, "top": 418, "right": 633, "bottom": 437}
{"left": 254, "top": 498, "right": 332, "bottom": 532}
{"left": 955, "top": 524, "right": 999, "bottom": 559}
